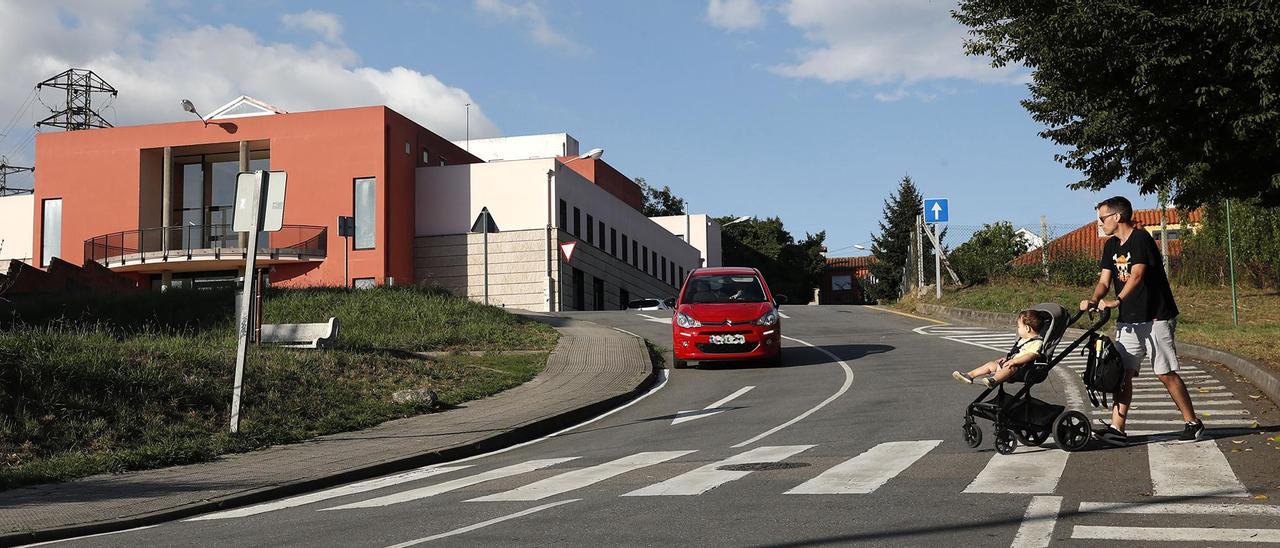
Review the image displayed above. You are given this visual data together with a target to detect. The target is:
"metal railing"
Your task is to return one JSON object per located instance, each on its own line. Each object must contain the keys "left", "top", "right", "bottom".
{"left": 84, "top": 224, "right": 326, "bottom": 268}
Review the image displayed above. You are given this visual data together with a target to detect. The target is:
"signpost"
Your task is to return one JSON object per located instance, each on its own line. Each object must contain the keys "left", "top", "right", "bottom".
{"left": 337, "top": 216, "right": 354, "bottom": 289}
{"left": 923, "top": 198, "right": 951, "bottom": 299}
{"left": 470, "top": 207, "right": 500, "bottom": 305}
{"left": 229, "top": 170, "right": 286, "bottom": 434}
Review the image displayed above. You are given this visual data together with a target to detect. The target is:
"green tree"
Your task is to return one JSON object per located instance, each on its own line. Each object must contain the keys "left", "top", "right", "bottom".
{"left": 1181, "top": 200, "right": 1280, "bottom": 287}
{"left": 869, "top": 176, "right": 926, "bottom": 300}
{"left": 717, "top": 215, "right": 826, "bottom": 304}
{"left": 635, "top": 177, "right": 686, "bottom": 217}
{"left": 949, "top": 221, "right": 1028, "bottom": 285}
{"left": 953, "top": 1, "right": 1280, "bottom": 207}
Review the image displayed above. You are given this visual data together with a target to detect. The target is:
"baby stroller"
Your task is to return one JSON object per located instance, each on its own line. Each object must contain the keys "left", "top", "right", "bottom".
{"left": 961, "top": 303, "right": 1112, "bottom": 455}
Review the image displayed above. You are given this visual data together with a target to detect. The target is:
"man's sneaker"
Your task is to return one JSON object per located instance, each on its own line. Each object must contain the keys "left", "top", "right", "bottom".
{"left": 952, "top": 371, "right": 973, "bottom": 384}
{"left": 1179, "top": 419, "right": 1206, "bottom": 442}
{"left": 1095, "top": 426, "right": 1128, "bottom": 447}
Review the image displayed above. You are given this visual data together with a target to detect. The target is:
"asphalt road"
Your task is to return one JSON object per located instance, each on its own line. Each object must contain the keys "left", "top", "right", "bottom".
{"left": 42, "top": 305, "right": 1280, "bottom": 547}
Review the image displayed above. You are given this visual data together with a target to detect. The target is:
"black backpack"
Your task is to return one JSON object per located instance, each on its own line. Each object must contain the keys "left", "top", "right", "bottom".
{"left": 1083, "top": 332, "right": 1126, "bottom": 407}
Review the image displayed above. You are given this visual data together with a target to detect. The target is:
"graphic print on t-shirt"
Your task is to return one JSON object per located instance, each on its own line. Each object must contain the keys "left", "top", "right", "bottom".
{"left": 1114, "top": 252, "right": 1132, "bottom": 282}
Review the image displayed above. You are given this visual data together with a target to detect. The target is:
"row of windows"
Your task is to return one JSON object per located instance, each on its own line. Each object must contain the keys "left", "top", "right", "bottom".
{"left": 559, "top": 199, "right": 686, "bottom": 288}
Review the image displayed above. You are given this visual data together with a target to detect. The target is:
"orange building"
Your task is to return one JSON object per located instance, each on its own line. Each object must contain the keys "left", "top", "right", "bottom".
{"left": 1011, "top": 208, "right": 1202, "bottom": 266}
{"left": 32, "top": 97, "right": 480, "bottom": 289}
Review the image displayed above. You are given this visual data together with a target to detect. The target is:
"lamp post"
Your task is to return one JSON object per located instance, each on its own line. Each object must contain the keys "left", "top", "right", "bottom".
{"left": 721, "top": 215, "right": 752, "bottom": 227}
{"left": 181, "top": 99, "right": 208, "bottom": 127}
{"left": 545, "top": 148, "right": 604, "bottom": 311}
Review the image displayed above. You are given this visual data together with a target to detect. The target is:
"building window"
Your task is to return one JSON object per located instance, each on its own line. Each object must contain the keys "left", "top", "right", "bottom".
{"left": 661, "top": 257, "right": 667, "bottom": 283}
{"left": 621, "top": 234, "right": 628, "bottom": 262}
{"left": 405, "top": 142, "right": 411, "bottom": 155}
{"left": 642, "top": 246, "right": 648, "bottom": 272}
{"left": 632, "top": 241, "right": 638, "bottom": 267}
{"left": 598, "top": 221, "right": 606, "bottom": 249}
{"left": 354, "top": 177, "right": 376, "bottom": 249}
{"left": 559, "top": 200, "right": 567, "bottom": 229}
{"left": 586, "top": 214, "right": 594, "bottom": 244}
{"left": 41, "top": 198, "right": 62, "bottom": 267}
{"left": 573, "top": 207, "right": 581, "bottom": 237}
{"left": 678, "top": 267, "right": 684, "bottom": 284}
{"left": 421, "top": 148, "right": 430, "bottom": 165}
{"left": 438, "top": 157, "right": 448, "bottom": 166}
{"left": 651, "top": 251, "right": 658, "bottom": 276}
{"left": 832, "top": 274, "right": 853, "bottom": 291}
{"left": 670, "top": 263, "right": 676, "bottom": 287}
{"left": 610, "top": 228, "right": 617, "bottom": 257}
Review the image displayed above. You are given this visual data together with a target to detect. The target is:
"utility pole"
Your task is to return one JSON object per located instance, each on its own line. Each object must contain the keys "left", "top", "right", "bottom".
{"left": 916, "top": 214, "right": 925, "bottom": 295}
{"left": 1040, "top": 215, "right": 1049, "bottom": 281}
{"left": 35, "top": 68, "right": 117, "bottom": 131}
{"left": 0, "top": 160, "right": 34, "bottom": 197}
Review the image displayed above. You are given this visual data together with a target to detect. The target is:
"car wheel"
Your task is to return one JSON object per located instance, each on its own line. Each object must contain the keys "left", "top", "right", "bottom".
{"left": 672, "top": 358, "right": 688, "bottom": 369}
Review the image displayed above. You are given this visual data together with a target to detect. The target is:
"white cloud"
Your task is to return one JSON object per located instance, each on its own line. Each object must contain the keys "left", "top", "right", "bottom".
{"left": 0, "top": 0, "right": 498, "bottom": 172}
{"left": 707, "top": 0, "right": 766, "bottom": 31}
{"left": 282, "top": 10, "right": 343, "bottom": 43}
{"left": 474, "top": 0, "right": 581, "bottom": 53}
{"left": 769, "top": 0, "right": 1024, "bottom": 86}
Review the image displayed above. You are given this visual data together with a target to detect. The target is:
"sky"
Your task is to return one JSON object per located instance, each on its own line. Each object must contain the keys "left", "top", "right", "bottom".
{"left": 0, "top": 0, "right": 1160, "bottom": 254}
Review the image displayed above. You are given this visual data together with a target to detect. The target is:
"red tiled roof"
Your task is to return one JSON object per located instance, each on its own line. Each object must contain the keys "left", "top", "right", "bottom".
{"left": 826, "top": 256, "right": 877, "bottom": 269}
{"left": 1011, "top": 208, "right": 1201, "bottom": 265}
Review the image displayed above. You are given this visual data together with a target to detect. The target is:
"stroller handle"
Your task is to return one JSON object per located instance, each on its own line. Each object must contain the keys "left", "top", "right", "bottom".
{"left": 1065, "top": 307, "right": 1110, "bottom": 335}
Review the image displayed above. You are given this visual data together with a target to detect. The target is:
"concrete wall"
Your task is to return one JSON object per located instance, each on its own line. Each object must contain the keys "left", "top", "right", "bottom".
{"left": 0, "top": 195, "right": 33, "bottom": 263}
{"left": 454, "top": 133, "right": 579, "bottom": 162}
{"left": 649, "top": 214, "right": 722, "bottom": 268}
{"left": 414, "top": 228, "right": 552, "bottom": 310}
{"left": 556, "top": 229, "right": 679, "bottom": 311}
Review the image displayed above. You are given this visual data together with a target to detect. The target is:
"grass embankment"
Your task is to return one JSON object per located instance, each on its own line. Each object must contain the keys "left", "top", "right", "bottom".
{"left": 900, "top": 282, "right": 1280, "bottom": 373}
{"left": 0, "top": 286, "right": 557, "bottom": 490}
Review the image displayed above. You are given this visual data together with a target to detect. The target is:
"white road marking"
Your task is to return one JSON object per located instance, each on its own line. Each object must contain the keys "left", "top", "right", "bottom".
{"left": 1089, "top": 408, "right": 1251, "bottom": 416}
{"left": 1133, "top": 385, "right": 1224, "bottom": 393}
{"left": 731, "top": 335, "right": 854, "bottom": 448}
{"left": 467, "top": 451, "right": 695, "bottom": 502}
{"left": 189, "top": 466, "right": 471, "bottom": 520}
{"left": 778, "top": 311, "right": 790, "bottom": 319}
{"left": 1079, "top": 501, "right": 1280, "bottom": 516}
{"left": 384, "top": 498, "right": 579, "bottom": 547}
{"left": 1072, "top": 526, "right": 1280, "bottom": 543}
{"left": 1148, "top": 441, "right": 1249, "bottom": 497}
{"left": 786, "top": 440, "right": 942, "bottom": 495}
{"left": 612, "top": 327, "right": 644, "bottom": 339}
{"left": 1011, "top": 496, "right": 1062, "bottom": 548}
{"left": 17, "top": 525, "right": 160, "bottom": 547}
{"left": 671, "top": 385, "right": 755, "bottom": 425}
{"left": 1116, "top": 418, "right": 1256, "bottom": 426}
{"left": 1130, "top": 427, "right": 1261, "bottom": 437}
{"left": 636, "top": 313, "right": 672, "bottom": 324}
{"left": 964, "top": 445, "right": 1070, "bottom": 494}
{"left": 324, "top": 459, "right": 578, "bottom": 510}
{"left": 623, "top": 445, "right": 814, "bottom": 496}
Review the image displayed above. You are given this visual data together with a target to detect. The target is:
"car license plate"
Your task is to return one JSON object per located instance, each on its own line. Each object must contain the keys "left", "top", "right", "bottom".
{"left": 709, "top": 334, "right": 746, "bottom": 345}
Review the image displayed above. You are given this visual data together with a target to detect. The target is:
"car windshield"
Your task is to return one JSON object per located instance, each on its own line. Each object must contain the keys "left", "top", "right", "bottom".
{"left": 682, "top": 274, "right": 766, "bottom": 304}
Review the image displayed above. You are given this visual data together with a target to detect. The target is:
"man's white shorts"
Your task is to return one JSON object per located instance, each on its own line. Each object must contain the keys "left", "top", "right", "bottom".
{"left": 1114, "top": 319, "right": 1180, "bottom": 375}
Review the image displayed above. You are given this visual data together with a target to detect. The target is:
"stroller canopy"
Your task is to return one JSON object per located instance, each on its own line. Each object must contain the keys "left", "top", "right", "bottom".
{"left": 1026, "top": 302, "right": 1070, "bottom": 359}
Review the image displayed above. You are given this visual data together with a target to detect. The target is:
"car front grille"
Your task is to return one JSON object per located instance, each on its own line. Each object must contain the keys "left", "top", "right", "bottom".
{"left": 696, "top": 342, "right": 760, "bottom": 354}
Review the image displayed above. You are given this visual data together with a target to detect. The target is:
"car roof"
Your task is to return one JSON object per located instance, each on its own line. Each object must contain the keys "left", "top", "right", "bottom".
{"left": 689, "top": 267, "right": 759, "bottom": 276}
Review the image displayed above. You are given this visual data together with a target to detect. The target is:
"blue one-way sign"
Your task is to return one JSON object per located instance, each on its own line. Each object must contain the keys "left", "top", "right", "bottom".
{"left": 924, "top": 199, "right": 949, "bottom": 223}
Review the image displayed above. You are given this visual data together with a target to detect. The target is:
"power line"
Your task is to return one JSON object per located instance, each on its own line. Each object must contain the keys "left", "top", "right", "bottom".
{"left": 0, "top": 87, "right": 37, "bottom": 144}
{"left": 35, "top": 68, "right": 118, "bottom": 131}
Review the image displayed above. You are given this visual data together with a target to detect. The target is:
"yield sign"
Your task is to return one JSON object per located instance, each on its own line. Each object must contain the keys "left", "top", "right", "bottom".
{"left": 560, "top": 241, "right": 578, "bottom": 262}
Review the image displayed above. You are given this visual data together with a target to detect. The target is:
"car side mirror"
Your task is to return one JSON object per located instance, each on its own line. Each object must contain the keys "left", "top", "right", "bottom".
{"left": 775, "top": 295, "right": 788, "bottom": 307}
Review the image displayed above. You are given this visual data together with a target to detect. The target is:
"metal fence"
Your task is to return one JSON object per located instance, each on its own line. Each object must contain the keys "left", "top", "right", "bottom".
{"left": 84, "top": 224, "right": 327, "bottom": 268}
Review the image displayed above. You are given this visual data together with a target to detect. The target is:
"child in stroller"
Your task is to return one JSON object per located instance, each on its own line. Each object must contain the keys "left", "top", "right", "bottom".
{"left": 952, "top": 310, "right": 1049, "bottom": 388}
{"left": 959, "top": 303, "right": 1112, "bottom": 455}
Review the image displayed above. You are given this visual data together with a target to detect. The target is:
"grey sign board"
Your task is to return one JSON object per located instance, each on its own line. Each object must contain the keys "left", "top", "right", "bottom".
{"left": 234, "top": 171, "right": 287, "bottom": 233}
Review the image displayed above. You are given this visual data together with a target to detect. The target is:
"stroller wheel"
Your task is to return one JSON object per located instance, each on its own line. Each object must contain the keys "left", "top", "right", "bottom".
{"left": 1015, "top": 427, "right": 1050, "bottom": 447}
{"left": 1054, "top": 410, "right": 1091, "bottom": 452}
{"left": 963, "top": 422, "right": 982, "bottom": 448}
{"left": 994, "top": 429, "right": 1018, "bottom": 455}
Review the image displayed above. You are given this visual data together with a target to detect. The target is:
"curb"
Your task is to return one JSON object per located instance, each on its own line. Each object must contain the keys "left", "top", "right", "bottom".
{"left": 914, "top": 303, "right": 1280, "bottom": 407}
{"left": 0, "top": 319, "right": 657, "bottom": 547}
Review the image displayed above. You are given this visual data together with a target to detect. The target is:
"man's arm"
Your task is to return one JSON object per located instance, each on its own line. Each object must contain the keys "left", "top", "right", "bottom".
{"left": 1081, "top": 269, "right": 1113, "bottom": 310}
{"left": 1101, "top": 264, "right": 1145, "bottom": 309}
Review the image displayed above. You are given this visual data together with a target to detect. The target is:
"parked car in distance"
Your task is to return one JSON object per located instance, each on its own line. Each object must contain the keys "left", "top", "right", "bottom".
{"left": 671, "top": 267, "right": 786, "bottom": 368}
{"left": 627, "top": 298, "right": 672, "bottom": 311}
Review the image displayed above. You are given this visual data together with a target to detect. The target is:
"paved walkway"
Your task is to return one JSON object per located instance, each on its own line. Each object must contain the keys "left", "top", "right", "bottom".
{"left": 0, "top": 316, "right": 654, "bottom": 545}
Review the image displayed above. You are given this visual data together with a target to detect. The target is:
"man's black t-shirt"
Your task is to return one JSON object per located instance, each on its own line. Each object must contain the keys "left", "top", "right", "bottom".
{"left": 1099, "top": 228, "right": 1179, "bottom": 323}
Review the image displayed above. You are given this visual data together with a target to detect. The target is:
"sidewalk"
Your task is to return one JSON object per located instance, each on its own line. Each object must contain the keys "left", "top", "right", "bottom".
{"left": 0, "top": 315, "right": 654, "bottom": 545}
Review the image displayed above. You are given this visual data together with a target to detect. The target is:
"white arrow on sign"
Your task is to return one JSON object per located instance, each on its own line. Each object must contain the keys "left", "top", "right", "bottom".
{"left": 671, "top": 386, "right": 755, "bottom": 425}
{"left": 931, "top": 202, "right": 943, "bottom": 218}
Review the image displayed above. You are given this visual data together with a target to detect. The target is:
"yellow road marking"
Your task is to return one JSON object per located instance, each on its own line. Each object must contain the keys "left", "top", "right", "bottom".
{"left": 866, "top": 305, "right": 946, "bottom": 324}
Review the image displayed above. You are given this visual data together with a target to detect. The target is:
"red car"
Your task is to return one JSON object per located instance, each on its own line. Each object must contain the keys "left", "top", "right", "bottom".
{"left": 671, "top": 267, "right": 786, "bottom": 368}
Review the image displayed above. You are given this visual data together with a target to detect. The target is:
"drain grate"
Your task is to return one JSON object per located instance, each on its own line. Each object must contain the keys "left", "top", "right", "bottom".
{"left": 717, "top": 462, "right": 810, "bottom": 472}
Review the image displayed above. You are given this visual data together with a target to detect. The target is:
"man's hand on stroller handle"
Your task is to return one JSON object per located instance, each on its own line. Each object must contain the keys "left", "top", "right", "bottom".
{"left": 1079, "top": 299, "right": 1119, "bottom": 311}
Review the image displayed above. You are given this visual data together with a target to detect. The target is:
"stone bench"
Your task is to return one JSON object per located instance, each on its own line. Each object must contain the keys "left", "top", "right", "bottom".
{"left": 260, "top": 317, "right": 340, "bottom": 349}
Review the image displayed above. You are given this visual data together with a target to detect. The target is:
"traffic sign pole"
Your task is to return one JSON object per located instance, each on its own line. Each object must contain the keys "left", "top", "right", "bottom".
{"left": 230, "top": 171, "right": 268, "bottom": 434}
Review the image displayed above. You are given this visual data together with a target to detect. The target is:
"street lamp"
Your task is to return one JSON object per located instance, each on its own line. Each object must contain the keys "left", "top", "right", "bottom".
{"left": 181, "top": 99, "right": 208, "bottom": 127}
{"left": 721, "top": 215, "right": 752, "bottom": 227}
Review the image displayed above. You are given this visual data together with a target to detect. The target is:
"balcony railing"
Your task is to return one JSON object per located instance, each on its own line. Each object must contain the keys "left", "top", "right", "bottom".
{"left": 84, "top": 224, "right": 327, "bottom": 268}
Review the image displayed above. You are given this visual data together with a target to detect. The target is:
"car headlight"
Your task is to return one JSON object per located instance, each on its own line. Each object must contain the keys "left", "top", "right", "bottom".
{"left": 754, "top": 307, "right": 779, "bottom": 326}
{"left": 676, "top": 312, "right": 702, "bottom": 328}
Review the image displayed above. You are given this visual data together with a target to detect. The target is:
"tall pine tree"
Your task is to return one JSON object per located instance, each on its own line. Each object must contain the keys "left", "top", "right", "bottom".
{"left": 869, "top": 176, "right": 925, "bottom": 300}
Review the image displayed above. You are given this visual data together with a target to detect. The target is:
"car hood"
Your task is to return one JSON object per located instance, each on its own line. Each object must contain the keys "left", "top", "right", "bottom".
{"left": 680, "top": 302, "right": 773, "bottom": 324}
